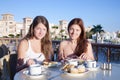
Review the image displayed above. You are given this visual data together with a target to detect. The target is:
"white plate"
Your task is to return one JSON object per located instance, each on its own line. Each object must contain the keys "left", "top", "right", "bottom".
{"left": 86, "top": 65, "right": 100, "bottom": 71}
{"left": 63, "top": 69, "right": 89, "bottom": 76}
{"left": 23, "top": 70, "right": 44, "bottom": 79}
{"left": 46, "top": 62, "right": 61, "bottom": 68}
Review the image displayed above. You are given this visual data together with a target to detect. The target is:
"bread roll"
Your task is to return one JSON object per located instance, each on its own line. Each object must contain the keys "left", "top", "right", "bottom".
{"left": 70, "top": 68, "right": 79, "bottom": 74}
{"left": 77, "top": 65, "right": 85, "bottom": 73}
{"left": 62, "top": 64, "right": 75, "bottom": 72}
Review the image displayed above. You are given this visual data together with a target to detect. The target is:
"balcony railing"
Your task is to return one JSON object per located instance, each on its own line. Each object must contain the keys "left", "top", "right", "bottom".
{"left": 0, "top": 38, "right": 120, "bottom": 62}
{"left": 0, "top": 38, "right": 120, "bottom": 80}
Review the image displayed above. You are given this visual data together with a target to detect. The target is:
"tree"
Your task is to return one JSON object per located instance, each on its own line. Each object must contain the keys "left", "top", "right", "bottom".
{"left": 8, "top": 34, "right": 15, "bottom": 38}
{"left": 51, "top": 26, "right": 59, "bottom": 40}
{"left": 86, "top": 31, "right": 93, "bottom": 39}
{"left": 118, "top": 33, "right": 120, "bottom": 38}
{"left": 15, "top": 34, "right": 20, "bottom": 38}
{"left": 60, "top": 29, "right": 65, "bottom": 40}
{"left": 90, "top": 24, "right": 104, "bottom": 43}
{"left": 52, "top": 26, "right": 58, "bottom": 29}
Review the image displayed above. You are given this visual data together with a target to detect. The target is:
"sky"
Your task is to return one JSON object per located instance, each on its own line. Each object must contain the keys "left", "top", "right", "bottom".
{"left": 0, "top": 0, "right": 120, "bottom": 32}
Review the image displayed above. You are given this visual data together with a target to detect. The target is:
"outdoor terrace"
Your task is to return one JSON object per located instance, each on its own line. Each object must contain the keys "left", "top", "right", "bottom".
{"left": 0, "top": 38, "right": 120, "bottom": 80}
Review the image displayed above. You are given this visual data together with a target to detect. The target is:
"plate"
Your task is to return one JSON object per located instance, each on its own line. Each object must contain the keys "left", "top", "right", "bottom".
{"left": 44, "top": 61, "right": 61, "bottom": 68}
{"left": 63, "top": 69, "right": 89, "bottom": 76}
{"left": 86, "top": 65, "right": 100, "bottom": 71}
{"left": 23, "top": 70, "right": 44, "bottom": 79}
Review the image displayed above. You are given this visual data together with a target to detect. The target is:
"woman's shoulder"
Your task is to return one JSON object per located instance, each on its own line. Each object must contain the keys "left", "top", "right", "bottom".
{"left": 19, "top": 39, "right": 28, "bottom": 46}
{"left": 86, "top": 40, "right": 92, "bottom": 46}
{"left": 59, "top": 40, "right": 69, "bottom": 49}
{"left": 60, "top": 40, "right": 69, "bottom": 45}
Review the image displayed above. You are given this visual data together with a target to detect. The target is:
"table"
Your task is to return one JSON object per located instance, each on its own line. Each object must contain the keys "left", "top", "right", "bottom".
{"left": 14, "top": 63, "right": 120, "bottom": 80}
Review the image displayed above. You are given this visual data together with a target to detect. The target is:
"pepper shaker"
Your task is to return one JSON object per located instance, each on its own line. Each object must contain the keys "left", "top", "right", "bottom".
{"left": 106, "top": 63, "right": 109, "bottom": 70}
{"left": 108, "top": 63, "right": 112, "bottom": 70}
{"left": 102, "top": 63, "right": 106, "bottom": 70}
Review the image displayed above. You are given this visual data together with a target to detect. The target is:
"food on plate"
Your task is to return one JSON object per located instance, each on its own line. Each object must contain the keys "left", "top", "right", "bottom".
{"left": 49, "top": 62, "right": 58, "bottom": 66}
{"left": 78, "top": 59, "right": 85, "bottom": 65}
{"left": 43, "top": 61, "right": 49, "bottom": 65}
{"left": 62, "top": 64, "right": 75, "bottom": 72}
{"left": 42, "top": 61, "right": 58, "bottom": 67}
{"left": 61, "top": 64, "right": 86, "bottom": 74}
{"left": 70, "top": 68, "right": 78, "bottom": 74}
{"left": 77, "top": 65, "right": 86, "bottom": 73}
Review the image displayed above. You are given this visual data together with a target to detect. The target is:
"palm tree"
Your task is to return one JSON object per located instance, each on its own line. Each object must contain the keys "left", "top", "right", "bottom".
{"left": 90, "top": 24, "right": 104, "bottom": 43}
{"left": 60, "top": 29, "right": 65, "bottom": 40}
{"left": 52, "top": 26, "right": 58, "bottom": 29}
{"left": 51, "top": 26, "right": 59, "bottom": 40}
{"left": 86, "top": 31, "right": 93, "bottom": 39}
{"left": 117, "top": 33, "right": 120, "bottom": 38}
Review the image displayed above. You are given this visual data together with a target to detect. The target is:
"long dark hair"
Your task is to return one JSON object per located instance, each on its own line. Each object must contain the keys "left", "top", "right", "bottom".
{"left": 67, "top": 18, "right": 88, "bottom": 56}
{"left": 24, "top": 16, "right": 53, "bottom": 60}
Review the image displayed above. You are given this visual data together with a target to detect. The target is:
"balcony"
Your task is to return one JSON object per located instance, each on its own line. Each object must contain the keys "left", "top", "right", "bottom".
{"left": 0, "top": 38, "right": 120, "bottom": 80}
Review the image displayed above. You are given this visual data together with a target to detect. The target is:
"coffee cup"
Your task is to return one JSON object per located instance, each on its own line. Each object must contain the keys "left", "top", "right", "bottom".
{"left": 67, "top": 59, "right": 78, "bottom": 66}
{"left": 29, "top": 64, "right": 42, "bottom": 75}
{"left": 85, "top": 60, "right": 96, "bottom": 68}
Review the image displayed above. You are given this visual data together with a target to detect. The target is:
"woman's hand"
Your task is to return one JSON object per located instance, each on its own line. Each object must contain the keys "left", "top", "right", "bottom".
{"left": 79, "top": 53, "right": 91, "bottom": 60}
{"left": 67, "top": 54, "right": 78, "bottom": 59}
{"left": 26, "top": 59, "right": 36, "bottom": 66}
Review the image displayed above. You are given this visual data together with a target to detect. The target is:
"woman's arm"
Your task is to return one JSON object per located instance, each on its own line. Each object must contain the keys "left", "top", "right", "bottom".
{"left": 16, "top": 39, "right": 28, "bottom": 72}
{"left": 58, "top": 41, "right": 66, "bottom": 61}
{"left": 86, "top": 42, "right": 95, "bottom": 60}
{"left": 17, "top": 40, "right": 27, "bottom": 60}
{"left": 16, "top": 40, "right": 35, "bottom": 72}
{"left": 79, "top": 42, "right": 95, "bottom": 60}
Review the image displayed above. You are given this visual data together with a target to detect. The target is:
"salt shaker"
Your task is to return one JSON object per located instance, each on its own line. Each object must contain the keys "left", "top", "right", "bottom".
{"left": 102, "top": 63, "right": 106, "bottom": 70}
{"left": 106, "top": 63, "right": 109, "bottom": 70}
{"left": 108, "top": 63, "right": 112, "bottom": 70}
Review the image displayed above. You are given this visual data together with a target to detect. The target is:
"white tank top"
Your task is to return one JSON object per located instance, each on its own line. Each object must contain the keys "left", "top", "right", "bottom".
{"left": 24, "top": 40, "right": 45, "bottom": 64}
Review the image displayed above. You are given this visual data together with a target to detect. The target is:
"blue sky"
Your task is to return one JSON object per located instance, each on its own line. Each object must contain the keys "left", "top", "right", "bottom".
{"left": 0, "top": 0, "right": 120, "bottom": 32}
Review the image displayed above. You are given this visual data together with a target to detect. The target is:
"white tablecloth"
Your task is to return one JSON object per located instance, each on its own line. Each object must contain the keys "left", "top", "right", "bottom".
{"left": 14, "top": 63, "right": 120, "bottom": 80}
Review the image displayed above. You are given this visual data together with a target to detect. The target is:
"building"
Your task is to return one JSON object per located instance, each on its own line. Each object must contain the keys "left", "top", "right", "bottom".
{"left": 59, "top": 20, "right": 69, "bottom": 39}
{"left": 0, "top": 13, "right": 94, "bottom": 40}
{"left": 22, "top": 17, "right": 33, "bottom": 37}
{"left": 0, "top": 14, "right": 33, "bottom": 37}
{"left": 0, "top": 14, "right": 17, "bottom": 37}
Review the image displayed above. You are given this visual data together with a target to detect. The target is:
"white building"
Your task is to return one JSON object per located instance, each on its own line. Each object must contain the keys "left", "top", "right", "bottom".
{"left": 0, "top": 14, "right": 18, "bottom": 36}
{"left": 0, "top": 13, "right": 94, "bottom": 40}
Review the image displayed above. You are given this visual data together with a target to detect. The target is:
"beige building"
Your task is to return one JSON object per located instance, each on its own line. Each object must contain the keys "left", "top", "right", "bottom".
{"left": 22, "top": 17, "right": 33, "bottom": 37}
{"left": 0, "top": 14, "right": 17, "bottom": 36}
{"left": 59, "top": 20, "right": 68, "bottom": 30}
{"left": 0, "top": 13, "right": 91, "bottom": 39}
{"left": 0, "top": 13, "right": 33, "bottom": 37}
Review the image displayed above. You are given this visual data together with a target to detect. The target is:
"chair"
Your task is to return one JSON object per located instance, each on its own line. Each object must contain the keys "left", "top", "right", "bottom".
{"left": 0, "top": 47, "right": 4, "bottom": 58}
{"left": 0, "top": 44, "right": 10, "bottom": 56}
{"left": 0, "top": 54, "right": 11, "bottom": 80}
{"left": 9, "top": 53, "right": 17, "bottom": 80}
{"left": 0, "top": 44, "right": 17, "bottom": 80}
{"left": 52, "top": 41, "right": 60, "bottom": 61}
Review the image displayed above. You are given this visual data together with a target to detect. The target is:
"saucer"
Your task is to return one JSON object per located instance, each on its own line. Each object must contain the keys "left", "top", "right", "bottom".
{"left": 63, "top": 69, "right": 89, "bottom": 76}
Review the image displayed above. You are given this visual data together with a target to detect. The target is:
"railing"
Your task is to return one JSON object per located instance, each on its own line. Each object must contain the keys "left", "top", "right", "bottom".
{"left": 0, "top": 38, "right": 120, "bottom": 62}
{"left": 0, "top": 38, "right": 120, "bottom": 80}
{"left": 92, "top": 43, "right": 120, "bottom": 62}
{"left": 0, "top": 38, "right": 21, "bottom": 47}
{"left": 51, "top": 41, "right": 120, "bottom": 62}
